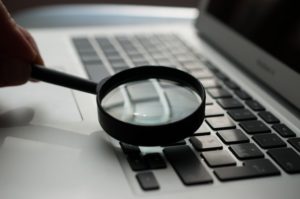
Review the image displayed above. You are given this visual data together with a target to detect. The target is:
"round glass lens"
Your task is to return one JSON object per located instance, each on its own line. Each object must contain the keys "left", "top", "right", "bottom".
{"left": 101, "top": 79, "right": 202, "bottom": 126}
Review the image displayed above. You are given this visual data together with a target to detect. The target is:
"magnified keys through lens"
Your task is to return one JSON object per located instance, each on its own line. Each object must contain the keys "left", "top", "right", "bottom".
{"left": 31, "top": 65, "right": 206, "bottom": 146}
{"left": 102, "top": 79, "right": 202, "bottom": 126}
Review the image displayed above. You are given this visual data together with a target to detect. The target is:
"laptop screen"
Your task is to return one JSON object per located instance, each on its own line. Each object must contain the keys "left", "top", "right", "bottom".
{"left": 206, "top": 0, "right": 299, "bottom": 74}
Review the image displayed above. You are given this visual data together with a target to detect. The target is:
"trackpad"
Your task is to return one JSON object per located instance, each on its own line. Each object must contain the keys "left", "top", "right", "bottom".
{"left": 0, "top": 80, "right": 82, "bottom": 127}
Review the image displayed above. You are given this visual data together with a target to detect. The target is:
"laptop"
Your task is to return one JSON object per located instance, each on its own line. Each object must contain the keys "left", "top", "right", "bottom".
{"left": 0, "top": 0, "right": 299, "bottom": 198}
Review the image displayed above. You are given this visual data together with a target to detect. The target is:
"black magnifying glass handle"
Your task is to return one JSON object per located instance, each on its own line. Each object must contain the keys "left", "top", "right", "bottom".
{"left": 31, "top": 65, "right": 98, "bottom": 94}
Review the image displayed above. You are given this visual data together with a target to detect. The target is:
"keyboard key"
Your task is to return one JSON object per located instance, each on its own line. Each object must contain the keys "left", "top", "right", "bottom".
{"left": 202, "top": 150, "right": 236, "bottom": 167}
{"left": 120, "top": 142, "right": 141, "bottom": 155}
{"left": 230, "top": 143, "right": 264, "bottom": 160}
{"left": 268, "top": 148, "right": 300, "bottom": 174}
{"left": 144, "top": 153, "right": 167, "bottom": 169}
{"left": 224, "top": 80, "right": 240, "bottom": 90}
{"left": 84, "top": 63, "right": 111, "bottom": 82}
{"left": 183, "top": 61, "right": 205, "bottom": 71}
{"left": 207, "top": 88, "right": 232, "bottom": 98}
{"left": 110, "top": 60, "right": 129, "bottom": 69}
{"left": 136, "top": 172, "right": 159, "bottom": 191}
{"left": 190, "top": 135, "right": 223, "bottom": 151}
{"left": 288, "top": 138, "right": 300, "bottom": 152}
{"left": 161, "top": 140, "right": 186, "bottom": 147}
{"left": 80, "top": 54, "right": 102, "bottom": 64}
{"left": 228, "top": 109, "right": 257, "bottom": 121}
{"left": 217, "top": 98, "right": 244, "bottom": 109}
{"left": 245, "top": 100, "right": 265, "bottom": 111}
{"left": 217, "top": 129, "right": 249, "bottom": 144}
{"left": 272, "top": 124, "right": 296, "bottom": 138}
{"left": 127, "top": 155, "right": 149, "bottom": 171}
{"left": 214, "top": 71, "right": 229, "bottom": 81}
{"left": 214, "top": 159, "right": 280, "bottom": 181}
{"left": 253, "top": 134, "right": 286, "bottom": 149}
{"left": 258, "top": 111, "right": 280, "bottom": 124}
{"left": 235, "top": 90, "right": 251, "bottom": 100}
{"left": 205, "top": 104, "right": 224, "bottom": 117}
{"left": 205, "top": 94, "right": 214, "bottom": 105}
{"left": 240, "top": 120, "right": 271, "bottom": 134}
{"left": 206, "top": 116, "right": 236, "bottom": 130}
{"left": 194, "top": 123, "right": 210, "bottom": 135}
{"left": 192, "top": 69, "right": 214, "bottom": 79}
{"left": 203, "top": 60, "right": 219, "bottom": 72}
{"left": 201, "top": 78, "right": 221, "bottom": 88}
{"left": 114, "top": 66, "right": 129, "bottom": 73}
{"left": 163, "top": 145, "right": 213, "bottom": 185}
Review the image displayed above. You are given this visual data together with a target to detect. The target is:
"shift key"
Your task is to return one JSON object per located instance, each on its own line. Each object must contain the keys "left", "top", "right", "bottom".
{"left": 163, "top": 145, "right": 213, "bottom": 185}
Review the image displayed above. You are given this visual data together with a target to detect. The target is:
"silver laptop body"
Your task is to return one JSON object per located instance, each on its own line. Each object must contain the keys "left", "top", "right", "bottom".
{"left": 0, "top": 0, "right": 299, "bottom": 198}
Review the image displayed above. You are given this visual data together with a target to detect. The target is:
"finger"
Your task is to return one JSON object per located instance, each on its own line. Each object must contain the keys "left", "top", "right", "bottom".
{"left": 0, "top": 1, "right": 37, "bottom": 61}
{"left": 18, "top": 26, "right": 44, "bottom": 65}
{"left": 0, "top": 59, "right": 31, "bottom": 87}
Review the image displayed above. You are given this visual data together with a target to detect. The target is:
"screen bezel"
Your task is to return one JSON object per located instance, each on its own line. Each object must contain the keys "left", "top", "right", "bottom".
{"left": 195, "top": 0, "right": 300, "bottom": 110}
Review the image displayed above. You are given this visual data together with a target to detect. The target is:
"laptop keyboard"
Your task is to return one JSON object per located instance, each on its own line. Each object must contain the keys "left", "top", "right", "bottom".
{"left": 72, "top": 34, "right": 300, "bottom": 191}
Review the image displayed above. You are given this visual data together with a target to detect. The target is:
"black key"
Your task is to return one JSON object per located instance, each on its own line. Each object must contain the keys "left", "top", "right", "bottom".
{"left": 163, "top": 145, "right": 213, "bottom": 185}
{"left": 82, "top": 57, "right": 103, "bottom": 65}
{"left": 240, "top": 120, "right": 271, "bottom": 134}
{"left": 161, "top": 140, "right": 186, "bottom": 146}
{"left": 84, "top": 63, "right": 111, "bottom": 82}
{"left": 110, "top": 60, "right": 128, "bottom": 69}
{"left": 272, "top": 124, "right": 296, "bottom": 138}
{"left": 215, "top": 71, "right": 229, "bottom": 81}
{"left": 217, "top": 129, "right": 249, "bottom": 144}
{"left": 253, "top": 134, "right": 286, "bottom": 149}
{"left": 224, "top": 80, "right": 239, "bottom": 90}
{"left": 205, "top": 104, "right": 224, "bottom": 117}
{"left": 80, "top": 54, "right": 102, "bottom": 64}
{"left": 144, "top": 153, "right": 166, "bottom": 169}
{"left": 207, "top": 88, "right": 232, "bottom": 98}
{"left": 214, "top": 159, "right": 280, "bottom": 181}
{"left": 203, "top": 60, "right": 219, "bottom": 72}
{"left": 258, "top": 111, "right": 280, "bottom": 124}
{"left": 245, "top": 100, "right": 265, "bottom": 111}
{"left": 194, "top": 123, "right": 210, "bottom": 135}
{"left": 120, "top": 142, "right": 141, "bottom": 155}
{"left": 235, "top": 90, "right": 251, "bottom": 100}
{"left": 202, "top": 150, "right": 236, "bottom": 167}
{"left": 190, "top": 135, "right": 223, "bottom": 151}
{"left": 206, "top": 116, "right": 236, "bottom": 130}
{"left": 136, "top": 172, "right": 159, "bottom": 191}
{"left": 127, "top": 155, "right": 149, "bottom": 171}
{"left": 268, "top": 148, "right": 300, "bottom": 174}
{"left": 106, "top": 53, "right": 122, "bottom": 60}
{"left": 77, "top": 48, "right": 97, "bottom": 55}
{"left": 73, "top": 38, "right": 93, "bottom": 49}
{"left": 217, "top": 98, "right": 244, "bottom": 109}
{"left": 228, "top": 109, "right": 257, "bottom": 121}
{"left": 288, "top": 138, "right": 300, "bottom": 152}
{"left": 230, "top": 143, "right": 264, "bottom": 160}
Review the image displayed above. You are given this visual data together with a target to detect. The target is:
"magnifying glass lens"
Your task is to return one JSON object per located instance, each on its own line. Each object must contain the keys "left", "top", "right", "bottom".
{"left": 101, "top": 79, "right": 202, "bottom": 126}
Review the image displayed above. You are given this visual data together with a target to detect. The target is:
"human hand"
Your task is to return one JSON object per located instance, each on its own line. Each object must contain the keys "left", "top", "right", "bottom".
{"left": 0, "top": 0, "right": 44, "bottom": 87}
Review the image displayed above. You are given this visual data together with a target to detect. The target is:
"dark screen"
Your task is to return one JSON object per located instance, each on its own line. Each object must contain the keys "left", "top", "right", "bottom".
{"left": 207, "top": 0, "right": 300, "bottom": 73}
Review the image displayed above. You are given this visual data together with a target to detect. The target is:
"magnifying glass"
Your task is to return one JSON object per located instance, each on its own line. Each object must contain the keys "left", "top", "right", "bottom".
{"left": 31, "top": 65, "right": 206, "bottom": 146}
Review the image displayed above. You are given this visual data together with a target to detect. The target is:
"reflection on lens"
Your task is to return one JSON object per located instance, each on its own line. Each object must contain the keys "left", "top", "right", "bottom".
{"left": 101, "top": 79, "right": 202, "bottom": 126}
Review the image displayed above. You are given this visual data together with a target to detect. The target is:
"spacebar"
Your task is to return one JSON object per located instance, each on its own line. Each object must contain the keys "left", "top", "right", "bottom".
{"left": 163, "top": 145, "right": 213, "bottom": 185}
